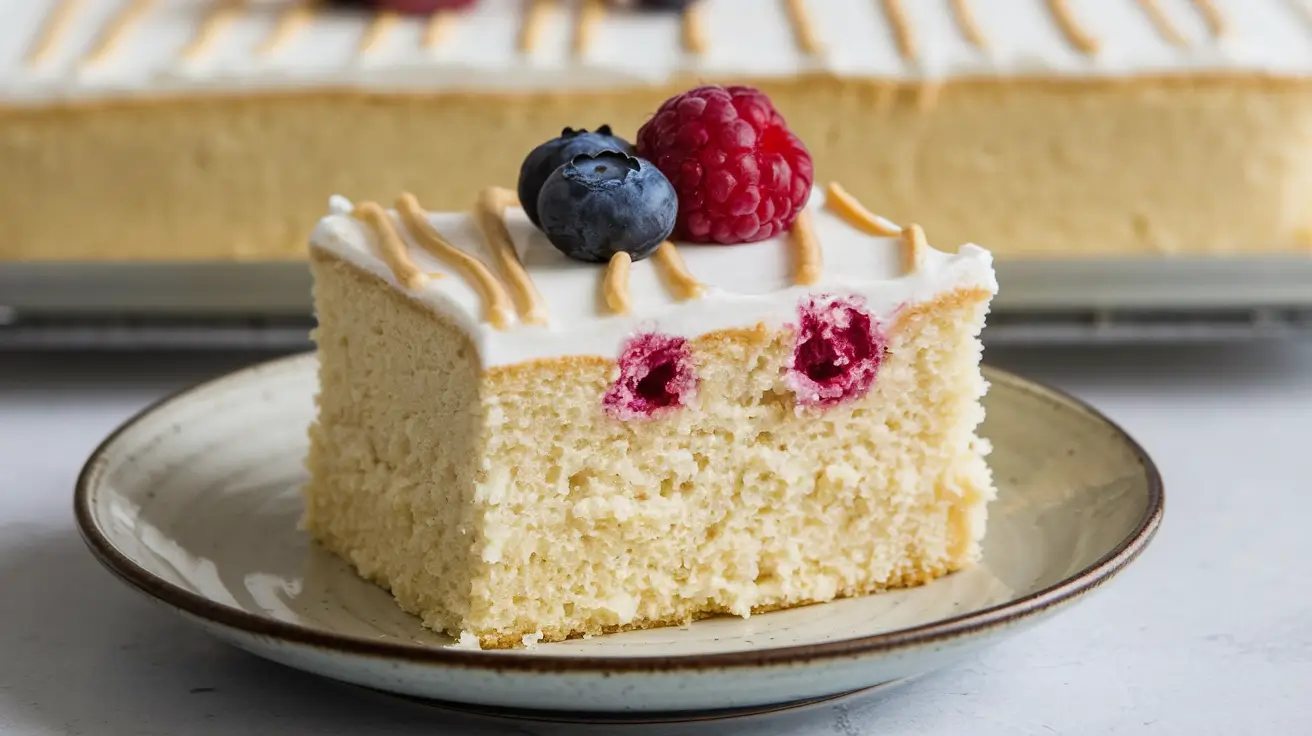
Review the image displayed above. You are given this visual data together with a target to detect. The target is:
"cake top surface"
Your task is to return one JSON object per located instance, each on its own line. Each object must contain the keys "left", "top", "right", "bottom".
{"left": 309, "top": 183, "right": 996, "bottom": 368}
{"left": 4, "top": 0, "right": 1310, "bottom": 104}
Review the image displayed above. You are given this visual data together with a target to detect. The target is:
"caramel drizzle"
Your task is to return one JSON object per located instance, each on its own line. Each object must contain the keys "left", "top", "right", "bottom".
{"left": 789, "top": 209, "right": 823, "bottom": 287}
{"left": 81, "top": 0, "right": 155, "bottom": 69}
{"left": 519, "top": 0, "right": 554, "bottom": 54}
{"left": 824, "top": 183, "right": 902, "bottom": 237}
{"left": 573, "top": 0, "right": 605, "bottom": 57}
{"left": 681, "top": 3, "right": 708, "bottom": 55}
{"left": 395, "top": 193, "right": 516, "bottom": 330}
{"left": 259, "top": 0, "right": 318, "bottom": 56}
{"left": 182, "top": 1, "right": 246, "bottom": 62}
{"left": 784, "top": 0, "right": 822, "bottom": 56}
{"left": 358, "top": 10, "right": 398, "bottom": 56}
{"left": 26, "top": 0, "right": 84, "bottom": 67}
{"left": 1046, "top": 0, "right": 1099, "bottom": 55}
{"left": 603, "top": 253, "right": 633, "bottom": 315}
{"left": 901, "top": 223, "right": 927, "bottom": 275}
{"left": 1190, "top": 0, "right": 1227, "bottom": 39}
{"left": 949, "top": 0, "right": 987, "bottom": 49}
{"left": 882, "top": 0, "right": 916, "bottom": 61}
{"left": 424, "top": 11, "right": 455, "bottom": 48}
{"left": 1137, "top": 0, "right": 1188, "bottom": 47}
{"left": 354, "top": 202, "right": 428, "bottom": 290}
{"left": 474, "top": 188, "right": 549, "bottom": 325}
{"left": 654, "top": 242, "right": 706, "bottom": 300}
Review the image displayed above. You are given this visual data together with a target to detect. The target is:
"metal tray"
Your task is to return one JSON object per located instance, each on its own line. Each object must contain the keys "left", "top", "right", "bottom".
{"left": 3, "top": 257, "right": 1312, "bottom": 348}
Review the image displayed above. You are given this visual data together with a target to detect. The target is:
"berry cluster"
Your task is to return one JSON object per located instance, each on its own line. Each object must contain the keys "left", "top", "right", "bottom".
{"left": 517, "top": 85, "right": 813, "bottom": 262}
{"left": 513, "top": 85, "right": 825, "bottom": 419}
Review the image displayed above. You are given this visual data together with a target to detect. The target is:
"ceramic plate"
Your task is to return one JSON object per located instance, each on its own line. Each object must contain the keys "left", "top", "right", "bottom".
{"left": 75, "top": 354, "right": 1162, "bottom": 718}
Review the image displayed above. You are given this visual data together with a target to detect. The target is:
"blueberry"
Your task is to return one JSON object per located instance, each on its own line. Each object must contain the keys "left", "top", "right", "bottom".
{"left": 517, "top": 125, "right": 635, "bottom": 229}
{"left": 536, "top": 151, "right": 677, "bottom": 263}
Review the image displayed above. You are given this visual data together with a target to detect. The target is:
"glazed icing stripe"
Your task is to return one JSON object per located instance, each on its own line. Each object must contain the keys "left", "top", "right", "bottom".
{"left": 475, "top": 187, "right": 549, "bottom": 325}
{"left": 653, "top": 242, "right": 705, "bottom": 301}
{"left": 519, "top": 0, "right": 554, "bottom": 54}
{"left": 901, "top": 223, "right": 927, "bottom": 275}
{"left": 13, "top": 0, "right": 1310, "bottom": 105}
{"left": 358, "top": 11, "right": 398, "bottom": 56}
{"left": 181, "top": 0, "right": 245, "bottom": 62}
{"left": 1046, "top": 0, "right": 1099, "bottom": 55}
{"left": 354, "top": 202, "right": 428, "bottom": 289}
{"left": 790, "top": 209, "right": 823, "bottom": 286}
{"left": 424, "top": 11, "right": 455, "bottom": 48}
{"left": 1137, "top": 0, "right": 1188, "bottom": 47}
{"left": 824, "top": 183, "right": 902, "bottom": 237}
{"left": 603, "top": 252, "right": 633, "bottom": 315}
{"left": 396, "top": 193, "right": 515, "bottom": 330}
{"left": 784, "top": 0, "right": 822, "bottom": 56}
{"left": 259, "top": 0, "right": 318, "bottom": 57}
{"left": 681, "top": 4, "right": 708, "bottom": 55}
{"left": 1191, "top": 0, "right": 1227, "bottom": 38}
{"left": 25, "top": 0, "right": 82, "bottom": 67}
{"left": 308, "top": 188, "right": 997, "bottom": 368}
{"left": 573, "top": 0, "right": 605, "bottom": 57}
{"left": 882, "top": 0, "right": 917, "bottom": 61}
{"left": 80, "top": 0, "right": 154, "bottom": 69}
{"left": 949, "top": 0, "right": 987, "bottom": 49}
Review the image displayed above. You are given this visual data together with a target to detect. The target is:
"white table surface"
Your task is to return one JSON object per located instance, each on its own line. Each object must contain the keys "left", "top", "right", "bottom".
{"left": 2, "top": 342, "right": 1310, "bottom": 736}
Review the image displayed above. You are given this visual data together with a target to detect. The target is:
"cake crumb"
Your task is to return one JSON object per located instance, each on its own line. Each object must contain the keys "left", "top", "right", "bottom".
{"left": 521, "top": 631, "right": 544, "bottom": 648}
{"left": 450, "top": 631, "right": 482, "bottom": 650}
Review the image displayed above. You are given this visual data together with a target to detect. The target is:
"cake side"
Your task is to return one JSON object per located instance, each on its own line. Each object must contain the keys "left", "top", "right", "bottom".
{"left": 305, "top": 246, "right": 994, "bottom": 648}
{"left": 5, "top": 75, "right": 1312, "bottom": 261}
{"left": 305, "top": 248, "right": 488, "bottom": 635}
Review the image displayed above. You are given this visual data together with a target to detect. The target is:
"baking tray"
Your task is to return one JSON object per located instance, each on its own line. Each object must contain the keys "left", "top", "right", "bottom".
{"left": 3, "top": 258, "right": 1312, "bottom": 348}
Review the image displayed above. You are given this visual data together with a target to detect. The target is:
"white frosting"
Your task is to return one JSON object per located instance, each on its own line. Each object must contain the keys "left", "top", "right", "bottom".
{"left": 3, "top": 0, "right": 1311, "bottom": 106}
{"left": 309, "top": 187, "right": 997, "bottom": 368}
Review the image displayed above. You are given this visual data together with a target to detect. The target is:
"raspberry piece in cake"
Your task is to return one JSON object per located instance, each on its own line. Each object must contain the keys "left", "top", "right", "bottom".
{"left": 636, "top": 85, "right": 815, "bottom": 244}
{"left": 603, "top": 332, "right": 698, "bottom": 420}
{"left": 786, "top": 295, "right": 887, "bottom": 408}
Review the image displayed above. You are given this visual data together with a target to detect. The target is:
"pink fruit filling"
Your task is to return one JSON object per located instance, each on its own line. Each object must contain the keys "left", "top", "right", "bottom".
{"left": 603, "top": 332, "right": 698, "bottom": 420}
{"left": 786, "top": 294, "right": 886, "bottom": 408}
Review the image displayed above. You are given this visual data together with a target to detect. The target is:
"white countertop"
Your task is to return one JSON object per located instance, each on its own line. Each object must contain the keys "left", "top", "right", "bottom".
{"left": 1, "top": 342, "right": 1310, "bottom": 736}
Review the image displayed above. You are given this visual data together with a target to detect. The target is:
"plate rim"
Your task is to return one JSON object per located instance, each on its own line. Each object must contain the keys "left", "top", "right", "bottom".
{"left": 73, "top": 352, "right": 1164, "bottom": 675}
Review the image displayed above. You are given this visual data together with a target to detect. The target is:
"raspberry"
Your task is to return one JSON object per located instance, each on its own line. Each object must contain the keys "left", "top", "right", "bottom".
{"left": 636, "top": 85, "right": 814, "bottom": 244}
{"left": 371, "top": 0, "right": 478, "bottom": 13}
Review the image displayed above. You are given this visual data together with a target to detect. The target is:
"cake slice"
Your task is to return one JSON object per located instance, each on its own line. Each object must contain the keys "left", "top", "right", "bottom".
{"left": 303, "top": 86, "right": 997, "bottom": 648}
